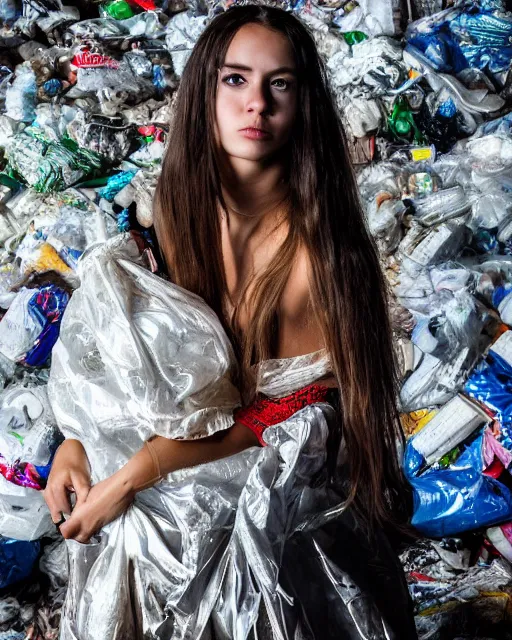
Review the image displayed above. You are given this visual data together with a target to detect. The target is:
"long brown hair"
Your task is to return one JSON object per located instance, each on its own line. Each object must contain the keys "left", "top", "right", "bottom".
{"left": 154, "top": 4, "right": 409, "bottom": 529}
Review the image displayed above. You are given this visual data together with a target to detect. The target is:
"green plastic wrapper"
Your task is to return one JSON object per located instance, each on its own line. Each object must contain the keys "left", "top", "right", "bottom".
{"left": 8, "top": 128, "right": 105, "bottom": 193}
{"left": 342, "top": 31, "right": 368, "bottom": 46}
{"left": 388, "top": 97, "right": 424, "bottom": 144}
{"left": 105, "top": 0, "right": 134, "bottom": 19}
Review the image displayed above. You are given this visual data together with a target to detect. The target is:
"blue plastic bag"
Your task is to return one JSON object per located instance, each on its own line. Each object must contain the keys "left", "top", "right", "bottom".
{"left": 0, "top": 536, "right": 40, "bottom": 589}
{"left": 24, "top": 286, "right": 70, "bottom": 367}
{"left": 405, "top": 432, "right": 512, "bottom": 537}
{"left": 465, "top": 351, "right": 512, "bottom": 454}
{"left": 406, "top": 432, "right": 512, "bottom": 537}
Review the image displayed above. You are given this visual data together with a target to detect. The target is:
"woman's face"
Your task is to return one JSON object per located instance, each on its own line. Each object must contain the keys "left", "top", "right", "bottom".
{"left": 215, "top": 23, "right": 298, "bottom": 166}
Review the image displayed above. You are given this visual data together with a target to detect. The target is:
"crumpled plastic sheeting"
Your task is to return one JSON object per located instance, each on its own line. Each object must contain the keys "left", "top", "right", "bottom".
{"left": 49, "top": 236, "right": 416, "bottom": 640}
{"left": 406, "top": 3, "right": 512, "bottom": 76}
{"left": 0, "top": 383, "right": 61, "bottom": 542}
{"left": 400, "top": 536, "right": 512, "bottom": 615}
{"left": 49, "top": 234, "right": 240, "bottom": 483}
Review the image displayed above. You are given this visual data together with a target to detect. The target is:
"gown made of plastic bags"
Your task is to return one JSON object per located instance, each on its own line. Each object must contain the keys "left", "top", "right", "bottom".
{"left": 48, "top": 234, "right": 417, "bottom": 640}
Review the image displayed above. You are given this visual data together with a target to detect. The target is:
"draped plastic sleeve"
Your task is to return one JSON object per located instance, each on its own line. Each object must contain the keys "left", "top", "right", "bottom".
{"left": 48, "top": 235, "right": 240, "bottom": 478}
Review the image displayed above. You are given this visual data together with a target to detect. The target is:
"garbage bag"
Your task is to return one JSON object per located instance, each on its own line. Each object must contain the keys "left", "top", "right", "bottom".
{"left": 0, "top": 536, "right": 40, "bottom": 589}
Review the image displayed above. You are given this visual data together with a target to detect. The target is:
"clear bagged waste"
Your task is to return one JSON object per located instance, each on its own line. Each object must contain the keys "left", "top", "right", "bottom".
{"left": 4, "top": 63, "right": 36, "bottom": 123}
{"left": 0, "top": 382, "right": 60, "bottom": 541}
{"left": 0, "top": 290, "right": 43, "bottom": 363}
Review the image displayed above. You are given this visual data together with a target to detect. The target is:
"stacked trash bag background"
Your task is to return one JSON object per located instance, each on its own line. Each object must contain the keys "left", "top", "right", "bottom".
{"left": 1, "top": 0, "right": 512, "bottom": 637}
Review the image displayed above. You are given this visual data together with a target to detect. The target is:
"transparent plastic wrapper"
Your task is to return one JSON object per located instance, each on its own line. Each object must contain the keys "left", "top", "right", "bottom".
{"left": 0, "top": 289, "right": 42, "bottom": 363}
{"left": 0, "top": 384, "right": 62, "bottom": 491}
{"left": 398, "top": 220, "right": 469, "bottom": 278}
{"left": 8, "top": 128, "right": 105, "bottom": 193}
{"left": 393, "top": 268, "right": 437, "bottom": 316}
{"left": 410, "top": 288, "right": 486, "bottom": 362}
{"left": 367, "top": 194, "right": 405, "bottom": 255}
{"left": 65, "top": 18, "right": 125, "bottom": 41}
{"left": 33, "top": 103, "right": 77, "bottom": 141}
{"left": 330, "top": 0, "right": 395, "bottom": 36}
{"left": 465, "top": 134, "right": 512, "bottom": 177}
{"left": 400, "top": 346, "right": 473, "bottom": 412}
{"left": 0, "top": 537, "right": 40, "bottom": 589}
{"left": 4, "top": 62, "right": 36, "bottom": 123}
{"left": 165, "top": 11, "right": 208, "bottom": 76}
{"left": 0, "top": 263, "right": 21, "bottom": 309}
{"left": 48, "top": 235, "right": 415, "bottom": 640}
{"left": 413, "top": 186, "right": 471, "bottom": 227}
{"left": 0, "top": 383, "right": 60, "bottom": 542}
{"left": 74, "top": 58, "right": 154, "bottom": 102}
{"left": 0, "top": 473, "right": 54, "bottom": 541}
{"left": 129, "top": 168, "right": 157, "bottom": 227}
{"left": 129, "top": 138, "right": 165, "bottom": 167}
{"left": 67, "top": 111, "right": 133, "bottom": 164}
{"left": 341, "top": 94, "right": 382, "bottom": 139}
{"left": 120, "top": 11, "right": 167, "bottom": 38}
{"left": 468, "top": 188, "right": 512, "bottom": 231}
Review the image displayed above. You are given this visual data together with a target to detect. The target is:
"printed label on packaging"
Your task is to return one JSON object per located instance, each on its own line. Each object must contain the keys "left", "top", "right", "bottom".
{"left": 409, "top": 224, "right": 452, "bottom": 266}
{"left": 412, "top": 394, "right": 489, "bottom": 466}
{"left": 411, "top": 147, "right": 433, "bottom": 162}
{"left": 490, "top": 330, "right": 512, "bottom": 368}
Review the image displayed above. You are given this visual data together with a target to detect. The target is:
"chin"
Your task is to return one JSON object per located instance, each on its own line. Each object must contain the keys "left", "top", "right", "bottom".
{"left": 225, "top": 144, "right": 281, "bottom": 164}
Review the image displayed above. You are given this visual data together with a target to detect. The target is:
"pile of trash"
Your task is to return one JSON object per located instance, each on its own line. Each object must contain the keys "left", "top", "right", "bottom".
{"left": 0, "top": 0, "right": 512, "bottom": 637}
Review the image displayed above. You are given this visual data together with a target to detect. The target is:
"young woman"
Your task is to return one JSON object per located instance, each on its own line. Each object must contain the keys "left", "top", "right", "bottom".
{"left": 44, "top": 4, "right": 417, "bottom": 639}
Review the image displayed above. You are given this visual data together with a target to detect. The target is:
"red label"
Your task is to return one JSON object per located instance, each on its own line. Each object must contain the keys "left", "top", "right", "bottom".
{"left": 72, "top": 50, "right": 120, "bottom": 70}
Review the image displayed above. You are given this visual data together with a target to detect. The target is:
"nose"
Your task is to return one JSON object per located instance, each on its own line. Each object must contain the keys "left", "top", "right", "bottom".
{"left": 246, "top": 81, "right": 272, "bottom": 116}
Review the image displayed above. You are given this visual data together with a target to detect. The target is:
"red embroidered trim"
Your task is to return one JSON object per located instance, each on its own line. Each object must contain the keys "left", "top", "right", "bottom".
{"left": 234, "top": 383, "right": 331, "bottom": 446}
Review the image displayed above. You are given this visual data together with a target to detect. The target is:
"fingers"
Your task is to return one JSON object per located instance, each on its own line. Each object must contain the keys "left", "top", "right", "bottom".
{"left": 43, "top": 479, "right": 72, "bottom": 525}
{"left": 71, "top": 471, "right": 91, "bottom": 508}
{"left": 59, "top": 510, "right": 95, "bottom": 543}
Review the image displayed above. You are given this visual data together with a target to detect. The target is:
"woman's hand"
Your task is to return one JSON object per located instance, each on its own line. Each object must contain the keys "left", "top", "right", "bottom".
{"left": 59, "top": 472, "right": 135, "bottom": 543}
{"left": 44, "top": 439, "right": 92, "bottom": 526}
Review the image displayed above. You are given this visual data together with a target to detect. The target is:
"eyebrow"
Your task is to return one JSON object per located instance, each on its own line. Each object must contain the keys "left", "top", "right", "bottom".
{"left": 221, "top": 63, "right": 297, "bottom": 75}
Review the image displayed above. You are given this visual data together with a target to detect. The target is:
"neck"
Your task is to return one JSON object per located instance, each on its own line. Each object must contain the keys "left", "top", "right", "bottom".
{"left": 220, "top": 155, "right": 289, "bottom": 220}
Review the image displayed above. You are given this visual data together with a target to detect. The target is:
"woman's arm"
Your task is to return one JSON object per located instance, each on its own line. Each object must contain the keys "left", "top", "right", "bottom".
{"left": 57, "top": 424, "right": 260, "bottom": 542}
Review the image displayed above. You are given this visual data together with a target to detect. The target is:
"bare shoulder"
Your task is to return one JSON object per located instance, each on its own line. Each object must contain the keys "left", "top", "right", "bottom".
{"left": 277, "top": 245, "right": 325, "bottom": 358}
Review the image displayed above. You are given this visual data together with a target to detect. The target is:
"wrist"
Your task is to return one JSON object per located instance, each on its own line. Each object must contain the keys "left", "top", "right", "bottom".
{"left": 113, "top": 466, "right": 137, "bottom": 499}
{"left": 116, "top": 441, "right": 162, "bottom": 495}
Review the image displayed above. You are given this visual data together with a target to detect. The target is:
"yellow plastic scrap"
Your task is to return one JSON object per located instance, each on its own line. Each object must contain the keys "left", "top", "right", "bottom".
{"left": 400, "top": 408, "right": 438, "bottom": 438}
{"left": 24, "top": 243, "right": 71, "bottom": 275}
